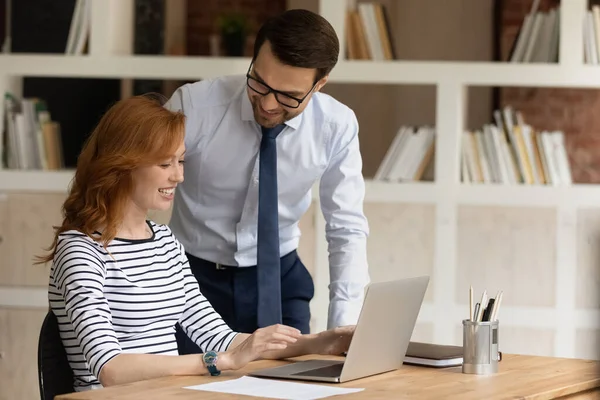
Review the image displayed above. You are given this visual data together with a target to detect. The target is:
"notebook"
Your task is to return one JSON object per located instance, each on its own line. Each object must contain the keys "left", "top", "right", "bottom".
{"left": 403, "top": 342, "right": 463, "bottom": 367}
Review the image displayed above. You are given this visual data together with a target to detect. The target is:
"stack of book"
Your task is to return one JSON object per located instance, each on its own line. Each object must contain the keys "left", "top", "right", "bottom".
{"left": 373, "top": 126, "right": 435, "bottom": 182}
{"left": 508, "top": 0, "right": 559, "bottom": 63}
{"left": 461, "top": 106, "right": 572, "bottom": 185}
{"left": 65, "top": 0, "right": 91, "bottom": 55}
{"left": 584, "top": 5, "right": 600, "bottom": 65}
{"left": 1, "top": 92, "right": 64, "bottom": 170}
{"left": 344, "top": 2, "right": 394, "bottom": 60}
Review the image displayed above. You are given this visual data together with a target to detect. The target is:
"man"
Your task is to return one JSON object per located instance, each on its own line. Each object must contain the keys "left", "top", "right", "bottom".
{"left": 165, "top": 9, "right": 370, "bottom": 355}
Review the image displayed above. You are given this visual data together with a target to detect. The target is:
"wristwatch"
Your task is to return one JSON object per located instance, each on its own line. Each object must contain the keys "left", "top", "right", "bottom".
{"left": 203, "top": 351, "right": 221, "bottom": 376}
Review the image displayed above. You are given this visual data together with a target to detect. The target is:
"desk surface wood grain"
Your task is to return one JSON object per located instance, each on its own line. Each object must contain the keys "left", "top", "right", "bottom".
{"left": 56, "top": 354, "right": 600, "bottom": 400}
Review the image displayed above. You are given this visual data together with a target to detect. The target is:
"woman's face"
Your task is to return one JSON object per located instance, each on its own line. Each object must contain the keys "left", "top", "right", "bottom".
{"left": 130, "top": 141, "right": 186, "bottom": 212}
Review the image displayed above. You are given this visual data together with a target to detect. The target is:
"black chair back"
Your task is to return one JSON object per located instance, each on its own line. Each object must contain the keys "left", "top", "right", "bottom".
{"left": 38, "top": 310, "right": 74, "bottom": 400}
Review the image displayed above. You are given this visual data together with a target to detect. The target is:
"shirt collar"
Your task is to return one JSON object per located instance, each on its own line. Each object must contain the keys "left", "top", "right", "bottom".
{"left": 241, "top": 86, "right": 255, "bottom": 122}
{"left": 239, "top": 82, "right": 304, "bottom": 130}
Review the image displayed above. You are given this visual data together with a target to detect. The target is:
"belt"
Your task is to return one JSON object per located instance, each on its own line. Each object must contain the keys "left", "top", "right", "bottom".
{"left": 197, "top": 250, "right": 297, "bottom": 271}
{"left": 215, "top": 263, "right": 228, "bottom": 270}
{"left": 214, "top": 262, "right": 248, "bottom": 270}
{"left": 205, "top": 261, "right": 253, "bottom": 271}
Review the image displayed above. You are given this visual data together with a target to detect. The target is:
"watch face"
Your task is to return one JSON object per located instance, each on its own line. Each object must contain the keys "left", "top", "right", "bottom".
{"left": 204, "top": 351, "right": 218, "bottom": 365}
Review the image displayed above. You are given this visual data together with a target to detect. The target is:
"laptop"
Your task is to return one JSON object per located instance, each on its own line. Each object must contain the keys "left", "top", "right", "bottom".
{"left": 249, "top": 275, "right": 429, "bottom": 383}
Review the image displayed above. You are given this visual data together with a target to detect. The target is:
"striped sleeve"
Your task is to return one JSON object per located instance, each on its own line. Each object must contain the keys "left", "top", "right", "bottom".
{"left": 53, "top": 237, "right": 122, "bottom": 379}
{"left": 176, "top": 242, "right": 239, "bottom": 352}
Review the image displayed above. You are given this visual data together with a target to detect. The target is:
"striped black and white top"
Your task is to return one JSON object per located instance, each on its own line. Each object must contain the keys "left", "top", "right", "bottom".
{"left": 48, "top": 221, "right": 238, "bottom": 391}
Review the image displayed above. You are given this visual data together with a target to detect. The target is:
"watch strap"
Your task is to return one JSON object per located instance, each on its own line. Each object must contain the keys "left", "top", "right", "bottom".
{"left": 206, "top": 363, "right": 220, "bottom": 376}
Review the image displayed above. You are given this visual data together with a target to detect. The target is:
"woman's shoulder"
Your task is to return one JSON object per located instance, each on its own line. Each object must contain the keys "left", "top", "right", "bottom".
{"left": 148, "top": 220, "right": 177, "bottom": 240}
{"left": 56, "top": 229, "right": 101, "bottom": 247}
{"left": 147, "top": 220, "right": 184, "bottom": 249}
{"left": 51, "top": 230, "right": 107, "bottom": 278}
{"left": 55, "top": 230, "right": 106, "bottom": 259}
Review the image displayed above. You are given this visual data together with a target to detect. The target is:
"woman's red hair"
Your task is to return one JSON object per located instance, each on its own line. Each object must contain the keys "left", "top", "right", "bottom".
{"left": 36, "top": 93, "right": 185, "bottom": 264}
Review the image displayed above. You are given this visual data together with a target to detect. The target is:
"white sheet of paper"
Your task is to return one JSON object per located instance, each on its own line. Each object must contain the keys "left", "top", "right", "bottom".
{"left": 183, "top": 376, "right": 364, "bottom": 400}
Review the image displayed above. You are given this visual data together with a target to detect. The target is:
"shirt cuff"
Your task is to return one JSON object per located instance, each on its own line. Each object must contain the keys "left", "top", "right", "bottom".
{"left": 327, "top": 298, "right": 364, "bottom": 329}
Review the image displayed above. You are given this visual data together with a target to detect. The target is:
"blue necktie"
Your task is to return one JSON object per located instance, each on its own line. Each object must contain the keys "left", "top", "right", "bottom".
{"left": 256, "top": 124, "right": 285, "bottom": 328}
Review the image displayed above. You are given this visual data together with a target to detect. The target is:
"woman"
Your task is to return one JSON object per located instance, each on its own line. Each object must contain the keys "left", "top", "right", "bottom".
{"left": 37, "top": 94, "right": 353, "bottom": 392}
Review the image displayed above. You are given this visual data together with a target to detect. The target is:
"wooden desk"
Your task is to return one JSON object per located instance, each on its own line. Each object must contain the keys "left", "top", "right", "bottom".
{"left": 56, "top": 354, "right": 600, "bottom": 400}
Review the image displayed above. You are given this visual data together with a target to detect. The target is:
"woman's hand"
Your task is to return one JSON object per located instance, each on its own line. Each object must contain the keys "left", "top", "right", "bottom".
{"left": 222, "top": 324, "right": 302, "bottom": 370}
{"left": 310, "top": 325, "right": 355, "bottom": 356}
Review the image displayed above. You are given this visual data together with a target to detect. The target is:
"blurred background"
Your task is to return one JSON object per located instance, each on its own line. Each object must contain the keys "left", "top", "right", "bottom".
{"left": 1, "top": 0, "right": 600, "bottom": 398}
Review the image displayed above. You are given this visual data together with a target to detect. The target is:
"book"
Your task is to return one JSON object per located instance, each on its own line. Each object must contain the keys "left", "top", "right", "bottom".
{"left": 403, "top": 342, "right": 463, "bottom": 368}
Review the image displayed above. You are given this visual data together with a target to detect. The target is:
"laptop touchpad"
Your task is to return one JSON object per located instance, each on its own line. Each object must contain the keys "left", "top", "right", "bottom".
{"left": 268, "top": 359, "right": 342, "bottom": 374}
{"left": 292, "top": 362, "right": 344, "bottom": 377}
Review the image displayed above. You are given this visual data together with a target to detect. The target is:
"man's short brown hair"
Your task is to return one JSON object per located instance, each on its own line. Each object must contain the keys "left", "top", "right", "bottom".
{"left": 253, "top": 9, "right": 340, "bottom": 82}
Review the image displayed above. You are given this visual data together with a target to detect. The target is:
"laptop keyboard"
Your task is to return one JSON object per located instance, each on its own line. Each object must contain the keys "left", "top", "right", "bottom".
{"left": 291, "top": 363, "right": 344, "bottom": 377}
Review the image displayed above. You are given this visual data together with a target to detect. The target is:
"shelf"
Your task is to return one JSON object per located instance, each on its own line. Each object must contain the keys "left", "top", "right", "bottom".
{"left": 0, "top": 168, "right": 438, "bottom": 202}
{"left": 360, "top": 181, "right": 438, "bottom": 203}
{"left": 0, "top": 169, "right": 74, "bottom": 192}
{"left": 457, "top": 183, "right": 600, "bottom": 207}
{"left": 3, "top": 54, "right": 600, "bottom": 87}
{"left": 332, "top": 62, "right": 600, "bottom": 88}
{"left": 2, "top": 55, "right": 252, "bottom": 80}
{"left": 4, "top": 168, "right": 600, "bottom": 208}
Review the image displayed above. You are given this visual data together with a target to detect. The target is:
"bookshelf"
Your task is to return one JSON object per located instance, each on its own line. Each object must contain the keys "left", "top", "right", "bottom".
{"left": 7, "top": 170, "right": 600, "bottom": 208}
{"left": 5, "top": 54, "right": 600, "bottom": 86}
{"left": 1, "top": 0, "right": 599, "bottom": 372}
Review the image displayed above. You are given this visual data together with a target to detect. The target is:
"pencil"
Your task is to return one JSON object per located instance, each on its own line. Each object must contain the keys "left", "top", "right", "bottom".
{"left": 491, "top": 291, "right": 503, "bottom": 321}
{"left": 477, "top": 290, "right": 487, "bottom": 321}
{"left": 469, "top": 286, "right": 474, "bottom": 321}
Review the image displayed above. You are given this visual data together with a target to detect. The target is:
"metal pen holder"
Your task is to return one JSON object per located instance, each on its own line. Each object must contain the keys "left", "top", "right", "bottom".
{"left": 462, "top": 319, "right": 500, "bottom": 375}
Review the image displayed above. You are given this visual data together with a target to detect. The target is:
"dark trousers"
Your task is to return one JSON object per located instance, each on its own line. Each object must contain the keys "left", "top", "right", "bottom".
{"left": 175, "top": 250, "right": 314, "bottom": 355}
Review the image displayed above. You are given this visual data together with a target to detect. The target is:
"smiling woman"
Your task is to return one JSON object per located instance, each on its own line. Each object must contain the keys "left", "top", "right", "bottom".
{"left": 36, "top": 93, "right": 186, "bottom": 255}
{"left": 33, "top": 93, "right": 355, "bottom": 393}
{"left": 130, "top": 139, "right": 185, "bottom": 215}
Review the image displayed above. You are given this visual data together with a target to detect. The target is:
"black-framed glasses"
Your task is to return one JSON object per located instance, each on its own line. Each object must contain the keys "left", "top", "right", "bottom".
{"left": 246, "top": 63, "right": 317, "bottom": 109}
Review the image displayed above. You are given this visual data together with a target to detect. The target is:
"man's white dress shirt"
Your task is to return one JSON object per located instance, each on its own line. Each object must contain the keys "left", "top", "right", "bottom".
{"left": 165, "top": 74, "right": 370, "bottom": 329}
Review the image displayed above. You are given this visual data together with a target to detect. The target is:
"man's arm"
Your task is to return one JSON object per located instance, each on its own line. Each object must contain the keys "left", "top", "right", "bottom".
{"left": 318, "top": 109, "right": 370, "bottom": 329}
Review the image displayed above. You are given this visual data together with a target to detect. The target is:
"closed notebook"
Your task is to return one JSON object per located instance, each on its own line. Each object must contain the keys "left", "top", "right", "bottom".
{"left": 403, "top": 341, "right": 463, "bottom": 367}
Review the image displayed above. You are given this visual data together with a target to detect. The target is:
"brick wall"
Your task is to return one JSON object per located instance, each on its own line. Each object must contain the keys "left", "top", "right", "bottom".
{"left": 186, "top": 0, "right": 285, "bottom": 56}
{"left": 499, "top": 0, "right": 600, "bottom": 183}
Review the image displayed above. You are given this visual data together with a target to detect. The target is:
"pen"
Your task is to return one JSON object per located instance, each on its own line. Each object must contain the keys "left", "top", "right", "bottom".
{"left": 469, "top": 286, "right": 474, "bottom": 321}
{"left": 473, "top": 302, "right": 480, "bottom": 323}
{"left": 482, "top": 298, "right": 495, "bottom": 321}
{"left": 489, "top": 290, "right": 501, "bottom": 321}
{"left": 491, "top": 291, "right": 503, "bottom": 321}
{"left": 477, "top": 290, "right": 488, "bottom": 321}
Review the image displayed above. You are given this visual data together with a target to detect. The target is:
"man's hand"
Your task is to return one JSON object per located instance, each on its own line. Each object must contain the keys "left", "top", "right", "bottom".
{"left": 310, "top": 325, "right": 355, "bottom": 356}
{"left": 221, "top": 324, "right": 302, "bottom": 370}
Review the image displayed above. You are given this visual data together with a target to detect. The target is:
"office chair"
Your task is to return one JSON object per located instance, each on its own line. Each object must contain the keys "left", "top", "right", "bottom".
{"left": 38, "top": 310, "right": 74, "bottom": 400}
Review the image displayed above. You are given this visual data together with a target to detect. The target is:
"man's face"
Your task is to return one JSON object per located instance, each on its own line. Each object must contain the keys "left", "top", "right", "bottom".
{"left": 247, "top": 41, "right": 328, "bottom": 128}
